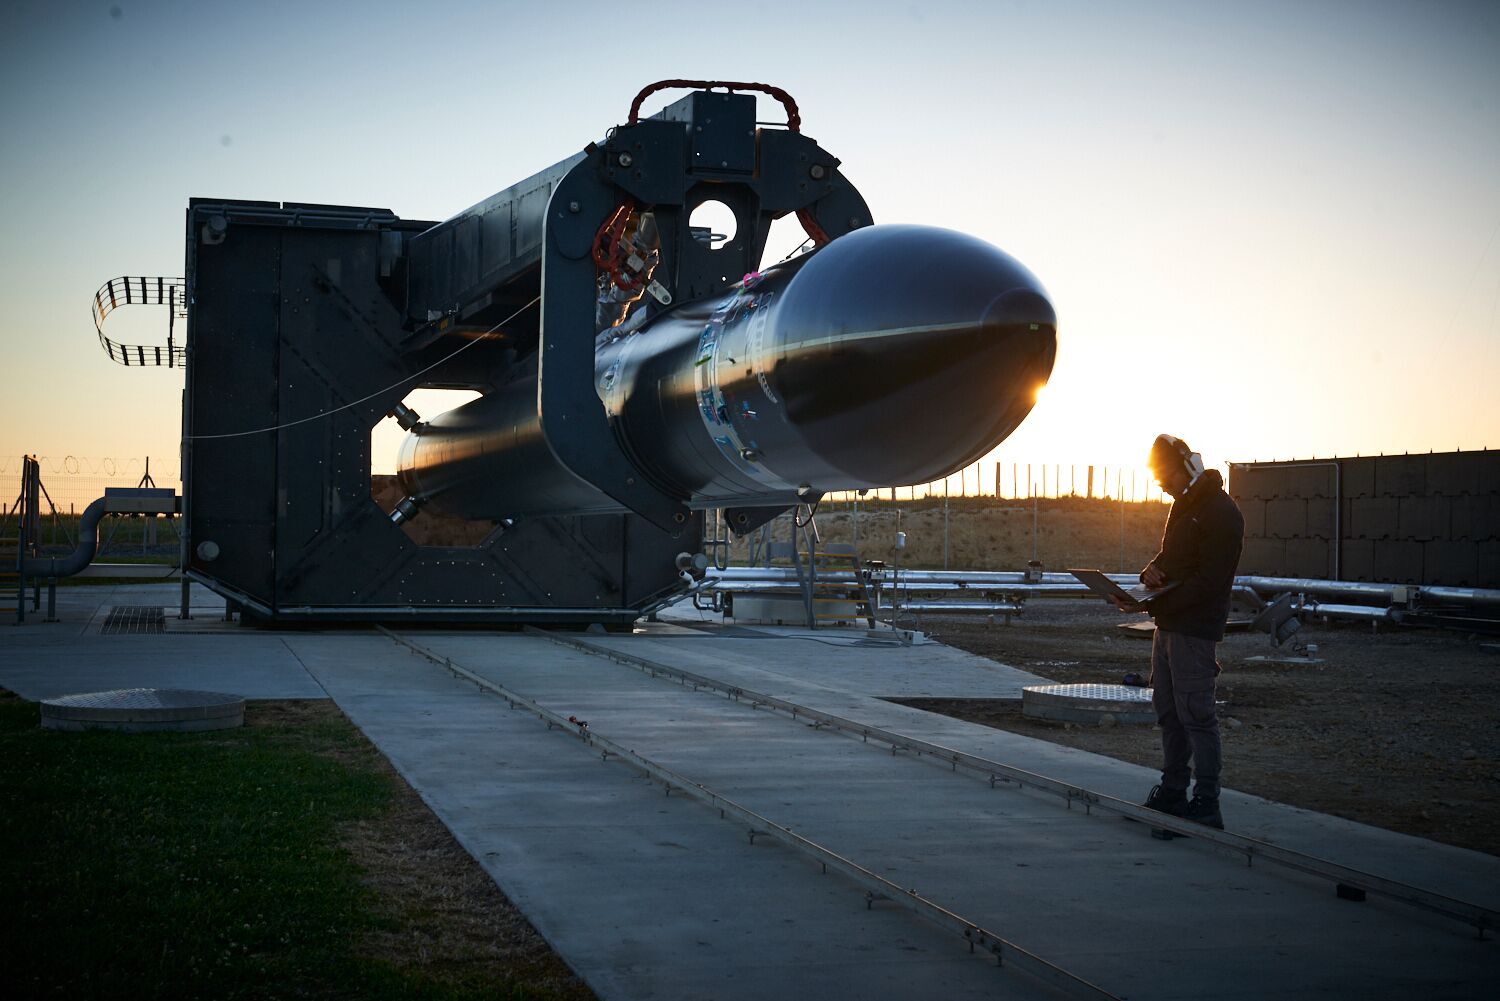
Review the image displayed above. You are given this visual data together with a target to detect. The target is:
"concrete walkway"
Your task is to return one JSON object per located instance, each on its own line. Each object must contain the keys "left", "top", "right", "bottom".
{"left": 4, "top": 588, "right": 1497, "bottom": 999}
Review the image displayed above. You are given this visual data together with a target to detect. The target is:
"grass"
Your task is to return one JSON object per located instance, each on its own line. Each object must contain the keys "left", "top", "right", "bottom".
{"left": 0, "top": 693, "right": 589, "bottom": 1001}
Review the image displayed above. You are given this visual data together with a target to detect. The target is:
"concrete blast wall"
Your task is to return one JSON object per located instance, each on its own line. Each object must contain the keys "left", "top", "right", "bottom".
{"left": 1228, "top": 451, "right": 1500, "bottom": 587}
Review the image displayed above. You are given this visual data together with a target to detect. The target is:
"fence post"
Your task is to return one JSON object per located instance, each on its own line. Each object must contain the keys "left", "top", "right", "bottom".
{"left": 942, "top": 479, "right": 950, "bottom": 570}
{"left": 1120, "top": 491, "right": 1126, "bottom": 571}
{"left": 1032, "top": 492, "right": 1038, "bottom": 562}
{"left": 1087, "top": 465, "right": 1094, "bottom": 499}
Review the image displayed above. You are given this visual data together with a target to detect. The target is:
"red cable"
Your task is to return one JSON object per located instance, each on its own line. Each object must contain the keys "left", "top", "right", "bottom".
{"left": 795, "top": 207, "right": 833, "bottom": 248}
{"left": 591, "top": 197, "right": 642, "bottom": 290}
{"left": 628, "top": 79, "right": 801, "bottom": 132}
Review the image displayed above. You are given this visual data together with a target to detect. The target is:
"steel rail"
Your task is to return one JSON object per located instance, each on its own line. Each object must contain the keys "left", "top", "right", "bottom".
{"left": 704, "top": 567, "right": 1500, "bottom": 611}
{"left": 376, "top": 626, "right": 1118, "bottom": 999}
{"left": 531, "top": 628, "right": 1497, "bottom": 939}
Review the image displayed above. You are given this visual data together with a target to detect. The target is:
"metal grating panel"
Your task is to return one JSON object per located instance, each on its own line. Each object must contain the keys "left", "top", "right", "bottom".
{"left": 1024, "top": 683, "right": 1154, "bottom": 704}
{"left": 1022, "top": 682, "right": 1156, "bottom": 724}
{"left": 102, "top": 605, "right": 166, "bottom": 634}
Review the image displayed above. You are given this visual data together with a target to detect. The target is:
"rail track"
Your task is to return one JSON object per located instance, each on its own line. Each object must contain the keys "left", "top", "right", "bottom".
{"left": 377, "top": 625, "right": 1496, "bottom": 999}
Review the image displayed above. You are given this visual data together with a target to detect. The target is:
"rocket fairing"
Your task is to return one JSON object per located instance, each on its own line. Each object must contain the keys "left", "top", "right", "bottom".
{"left": 396, "top": 224, "right": 1057, "bottom": 522}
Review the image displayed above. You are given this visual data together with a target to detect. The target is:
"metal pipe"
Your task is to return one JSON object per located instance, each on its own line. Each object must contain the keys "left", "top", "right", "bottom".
{"left": 698, "top": 567, "right": 1500, "bottom": 615}
{"left": 1236, "top": 576, "right": 1398, "bottom": 604}
{"left": 1420, "top": 586, "right": 1500, "bottom": 609}
{"left": 22, "top": 489, "right": 178, "bottom": 581}
{"left": 1300, "top": 601, "right": 1396, "bottom": 623}
{"left": 22, "top": 497, "right": 106, "bottom": 578}
{"left": 707, "top": 567, "right": 1137, "bottom": 586}
{"left": 879, "top": 601, "right": 1022, "bottom": 614}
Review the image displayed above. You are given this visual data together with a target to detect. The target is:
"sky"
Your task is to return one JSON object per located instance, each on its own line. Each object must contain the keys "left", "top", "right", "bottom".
{"left": 1, "top": 0, "right": 1497, "bottom": 496}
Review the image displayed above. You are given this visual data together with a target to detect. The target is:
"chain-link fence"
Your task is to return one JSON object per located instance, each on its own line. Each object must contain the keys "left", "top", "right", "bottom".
{"left": 745, "top": 461, "right": 1242, "bottom": 573}
{"left": 823, "top": 460, "right": 1233, "bottom": 504}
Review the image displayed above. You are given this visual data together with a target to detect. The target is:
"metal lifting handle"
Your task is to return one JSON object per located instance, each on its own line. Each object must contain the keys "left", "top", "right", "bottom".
{"left": 628, "top": 79, "right": 802, "bottom": 132}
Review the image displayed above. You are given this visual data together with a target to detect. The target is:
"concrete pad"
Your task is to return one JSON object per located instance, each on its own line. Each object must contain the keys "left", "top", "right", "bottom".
{"left": 0, "top": 633, "right": 327, "bottom": 701}
{"left": 4, "top": 587, "right": 1496, "bottom": 999}
{"left": 288, "top": 635, "right": 1037, "bottom": 1000}
{"left": 388, "top": 631, "right": 1498, "bottom": 999}
{"left": 1, "top": 583, "right": 322, "bottom": 700}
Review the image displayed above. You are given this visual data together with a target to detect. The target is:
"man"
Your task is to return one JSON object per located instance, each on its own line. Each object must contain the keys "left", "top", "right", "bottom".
{"left": 1111, "top": 434, "right": 1244, "bottom": 830}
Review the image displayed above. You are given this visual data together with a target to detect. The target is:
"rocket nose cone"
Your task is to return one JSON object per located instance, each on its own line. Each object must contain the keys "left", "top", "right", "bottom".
{"left": 770, "top": 225, "right": 1057, "bottom": 487}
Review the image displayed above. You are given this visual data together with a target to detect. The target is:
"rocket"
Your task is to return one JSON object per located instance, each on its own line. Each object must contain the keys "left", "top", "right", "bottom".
{"left": 396, "top": 223, "right": 1056, "bottom": 522}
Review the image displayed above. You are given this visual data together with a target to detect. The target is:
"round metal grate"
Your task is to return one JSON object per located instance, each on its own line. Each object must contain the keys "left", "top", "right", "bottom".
{"left": 40, "top": 688, "right": 245, "bottom": 732}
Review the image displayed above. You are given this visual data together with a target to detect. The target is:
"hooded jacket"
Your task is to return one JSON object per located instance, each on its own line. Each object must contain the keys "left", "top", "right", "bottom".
{"left": 1142, "top": 468, "right": 1244, "bottom": 642}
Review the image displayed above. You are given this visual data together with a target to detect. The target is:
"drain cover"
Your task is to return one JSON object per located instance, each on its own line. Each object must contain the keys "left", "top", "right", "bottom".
{"left": 40, "top": 688, "right": 245, "bottom": 732}
{"left": 1022, "top": 683, "right": 1155, "bottom": 725}
{"left": 102, "top": 606, "right": 166, "bottom": 634}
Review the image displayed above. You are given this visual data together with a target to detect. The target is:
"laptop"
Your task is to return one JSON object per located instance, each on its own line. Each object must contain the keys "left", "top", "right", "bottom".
{"left": 1068, "top": 568, "right": 1179, "bottom": 606}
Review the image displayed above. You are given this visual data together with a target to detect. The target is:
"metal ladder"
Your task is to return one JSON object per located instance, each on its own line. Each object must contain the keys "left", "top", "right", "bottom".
{"left": 769, "top": 508, "right": 876, "bottom": 628}
{"left": 803, "top": 543, "right": 878, "bottom": 629}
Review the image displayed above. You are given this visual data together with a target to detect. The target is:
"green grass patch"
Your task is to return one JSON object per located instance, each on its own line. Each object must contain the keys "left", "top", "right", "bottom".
{"left": 0, "top": 693, "right": 582, "bottom": 1000}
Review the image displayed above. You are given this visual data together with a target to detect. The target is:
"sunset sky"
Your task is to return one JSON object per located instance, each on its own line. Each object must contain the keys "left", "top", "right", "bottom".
{"left": 1, "top": 0, "right": 1496, "bottom": 497}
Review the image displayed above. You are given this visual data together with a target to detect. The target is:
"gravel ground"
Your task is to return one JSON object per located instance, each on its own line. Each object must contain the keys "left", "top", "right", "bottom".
{"left": 894, "top": 600, "right": 1500, "bottom": 857}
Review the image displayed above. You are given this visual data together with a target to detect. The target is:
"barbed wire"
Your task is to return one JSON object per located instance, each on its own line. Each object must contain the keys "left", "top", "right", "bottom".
{"left": 0, "top": 455, "right": 174, "bottom": 477}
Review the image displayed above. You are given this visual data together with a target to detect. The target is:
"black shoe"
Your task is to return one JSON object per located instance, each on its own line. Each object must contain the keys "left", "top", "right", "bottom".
{"left": 1183, "top": 794, "right": 1224, "bottom": 830}
{"left": 1143, "top": 784, "right": 1188, "bottom": 816}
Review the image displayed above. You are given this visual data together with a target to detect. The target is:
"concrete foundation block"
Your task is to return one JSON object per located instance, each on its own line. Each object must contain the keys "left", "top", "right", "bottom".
{"left": 1423, "top": 540, "right": 1480, "bottom": 587}
{"left": 1478, "top": 541, "right": 1500, "bottom": 588}
{"left": 1375, "top": 455, "right": 1425, "bottom": 497}
{"left": 1398, "top": 496, "right": 1445, "bottom": 541}
{"left": 1372, "top": 540, "right": 1424, "bottom": 584}
{"left": 1449, "top": 495, "right": 1476, "bottom": 540}
{"left": 1340, "top": 539, "right": 1374, "bottom": 581}
{"left": 1426, "top": 452, "right": 1483, "bottom": 496}
{"left": 1285, "top": 538, "right": 1332, "bottom": 578}
{"left": 1226, "top": 466, "right": 1255, "bottom": 500}
{"left": 1307, "top": 499, "right": 1336, "bottom": 538}
{"left": 1340, "top": 458, "right": 1376, "bottom": 499}
{"left": 1480, "top": 495, "right": 1500, "bottom": 541}
{"left": 1238, "top": 537, "right": 1284, "bottom": 575}
{"left": 1478, "top": 452, "right": 1500, "bottom": 495}
{"left": 1238, "top": 468, "right": 1284, "bottom": 501}
{"left": 1292, "top": 466, "right": 1337, "bottom": 500}
{"left": 1266, "top": 498, "right": 1307, "bottom": 539}
{"left": 1237, "top": 497, "right": 1266, "bottom": 537}
{"left": 1349, "top": 497, "right": 1399, "bottom": 539}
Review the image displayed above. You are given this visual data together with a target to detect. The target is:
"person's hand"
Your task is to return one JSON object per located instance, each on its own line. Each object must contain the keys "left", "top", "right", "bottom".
{"left": 1140, "top": 564, "right": 1167, "bottom": 588}
{"left": 1106, "top": 594, "right": 1147, "bottom": 614}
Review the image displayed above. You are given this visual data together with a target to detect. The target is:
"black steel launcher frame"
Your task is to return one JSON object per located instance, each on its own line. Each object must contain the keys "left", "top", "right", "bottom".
{"left": 180, "top": 84, "right": 871, "bottom": 625}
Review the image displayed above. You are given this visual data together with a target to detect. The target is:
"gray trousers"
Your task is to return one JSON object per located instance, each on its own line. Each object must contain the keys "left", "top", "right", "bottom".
{"left": 1150, "top": 629, "right": 1221, "bottom": 798}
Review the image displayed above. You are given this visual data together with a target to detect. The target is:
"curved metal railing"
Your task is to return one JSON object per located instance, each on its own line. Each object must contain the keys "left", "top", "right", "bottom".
{"left": 92, "top": 276, "right": 187, "bottom": 367}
